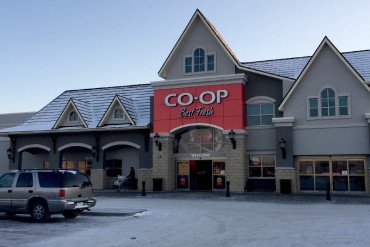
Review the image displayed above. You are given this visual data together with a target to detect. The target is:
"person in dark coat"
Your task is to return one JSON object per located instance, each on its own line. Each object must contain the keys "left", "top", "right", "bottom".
{"left": 127, "top": 167, "right": 136, "bottom": 190}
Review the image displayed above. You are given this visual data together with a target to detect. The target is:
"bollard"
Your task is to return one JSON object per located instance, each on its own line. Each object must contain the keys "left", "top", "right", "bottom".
{"left": 326, "top": 181, "right": 331, "bottom": 201}
{"left": 226, "top": 181, "right": 230, "bottom": 197}
{"left": 142, "top": 181, "right": 146, "bottom": 196}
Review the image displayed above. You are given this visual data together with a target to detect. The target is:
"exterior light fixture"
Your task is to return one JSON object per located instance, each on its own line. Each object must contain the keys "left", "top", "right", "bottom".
{"left": 91, "top": 145, "right": 99, "bottom": 162}
{"left": 6, "top": 147, "right": 15, "bottom": 162}
{"left": 229, "top": 130, "right": 236, "bottom": 149}
{"left": 279, "top": 138, "right": 287, "bottom": 159}
{"left": 153, "top": 133, "right": 162, "bottom": 151}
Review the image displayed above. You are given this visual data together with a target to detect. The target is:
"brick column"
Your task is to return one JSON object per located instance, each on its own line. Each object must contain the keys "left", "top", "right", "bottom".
{"left": 152, "top": 133, "right": 174, "bottom": 191}
{"left": 225, "top": 130, "right": 247, "bottom": 192}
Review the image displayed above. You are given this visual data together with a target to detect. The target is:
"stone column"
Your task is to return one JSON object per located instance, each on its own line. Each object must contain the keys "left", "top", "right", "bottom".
{"left": 273, "top": 117, "right": 295, "bottom": 193}
{"left": 152, "top": 133, "right": 174, "bottom": 191}
{"left": 225, "top": 130, "right": 247, "bottom": 192}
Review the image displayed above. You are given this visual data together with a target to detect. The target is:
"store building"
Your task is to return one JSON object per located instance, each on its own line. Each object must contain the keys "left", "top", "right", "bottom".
{"left": 1, "top": 10, "right": 370, "bottom": 194}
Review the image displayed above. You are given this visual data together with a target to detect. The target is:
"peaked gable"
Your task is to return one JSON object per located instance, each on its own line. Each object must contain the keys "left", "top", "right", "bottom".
{"left": 53, "top": 99, "right": 88, "bottom": 129}
{"left": 98, "top": 95, "right": 135, "bottom": 127}
{"left": 279, "top": 37, "right": 370, "bottom": 111}
{"left": 158, "top": 9, "right": 239, "bottom": 79}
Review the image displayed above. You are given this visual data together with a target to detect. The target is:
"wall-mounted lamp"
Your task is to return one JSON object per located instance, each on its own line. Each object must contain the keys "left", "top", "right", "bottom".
{"left": 279, "top": 138, "right": 287, "bottom": 159}
{"left": 91, "top": 145, "right": 99, "bottom": 162}
{"left": 7, "top": 137, "right": 16, "bottom": 163}
{"left": 229, "top": 130, "right": 236, "bottom": 149}
{"left": 153, "top": 133, "right": 162, "bottom": 151}
{"left": 6, "top": 147, "right": 15, "bottom": 162}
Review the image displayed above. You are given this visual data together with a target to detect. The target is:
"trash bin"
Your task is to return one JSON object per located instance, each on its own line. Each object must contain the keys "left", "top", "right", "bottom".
{"left": 153, "top": 178, "right": 163, "bottom": 191}
{"left": 280, "top": 179, "right": 291, "bottom": 194}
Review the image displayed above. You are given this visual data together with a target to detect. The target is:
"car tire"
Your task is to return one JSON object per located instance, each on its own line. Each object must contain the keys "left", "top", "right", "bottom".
{"left": 30, "top": 200, "right": 50, "bottom": 223}
{"left": 62, "top": 211, "right": 78, "bottom": 219}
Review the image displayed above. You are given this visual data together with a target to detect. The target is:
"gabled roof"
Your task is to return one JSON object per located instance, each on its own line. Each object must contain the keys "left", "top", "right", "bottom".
{"left": 98, "top": 95, "right": 135, "bottom": 127}
{"left": 278, "top": 37, "right": 370, "bottom": 111}
{"left": 0, "top": 84, "right": 153, "bottom": 134}
{"left": 158, "top": 9, "right": 239, "bottom": 79}
{"left": 53, "top": 99, "right": 88, "bottom": 129}
{"left": 242, "top": 50, "right": 370, "bottom": 81}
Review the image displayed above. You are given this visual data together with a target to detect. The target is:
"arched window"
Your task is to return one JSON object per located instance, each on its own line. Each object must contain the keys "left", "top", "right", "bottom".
{"left": 246, "top": 96, "right": 276, "bottom": 126}
{"left": 68, "top": 111, "right": 78, "bottom": 122}
{"left": 320, "top": 88, "right": 336, "bottom": 117}
{"left": 114, "top": 108, "right": 124, "bottom": 119}
{"left": 194, "top": 48, "right": 205, "bottom": 72}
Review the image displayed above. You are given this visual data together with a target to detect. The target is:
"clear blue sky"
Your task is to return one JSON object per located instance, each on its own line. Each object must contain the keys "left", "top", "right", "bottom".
{"left": 1, "top": 0, "right": 369, "bottom": 114}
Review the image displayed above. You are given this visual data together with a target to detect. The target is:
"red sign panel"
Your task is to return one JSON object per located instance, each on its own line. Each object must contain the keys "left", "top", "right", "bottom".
{"left": 154, "top": 83, "right": 245, "bottom": 133}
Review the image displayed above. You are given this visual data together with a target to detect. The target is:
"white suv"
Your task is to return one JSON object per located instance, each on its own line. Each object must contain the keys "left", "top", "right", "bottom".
{"left": 0, "top": 169, "right": 96, "bottom": 222}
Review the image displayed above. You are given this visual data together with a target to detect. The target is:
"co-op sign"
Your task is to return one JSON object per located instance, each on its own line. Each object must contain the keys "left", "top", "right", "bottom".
{"left": 164, "top": 90, "right": 228, "bottom": 117}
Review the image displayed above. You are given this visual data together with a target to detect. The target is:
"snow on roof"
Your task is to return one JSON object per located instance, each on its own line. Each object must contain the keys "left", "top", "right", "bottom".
{"left": 241, "top": 50, "right": 370, "bottom": 81}
{"left": 0, "top": 84, "right": 153, "bottom": 134}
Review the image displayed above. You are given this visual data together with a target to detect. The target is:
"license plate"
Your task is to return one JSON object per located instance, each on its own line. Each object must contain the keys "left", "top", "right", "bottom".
{"left": 76, "top": 202, "right": 84, "bottom": 207}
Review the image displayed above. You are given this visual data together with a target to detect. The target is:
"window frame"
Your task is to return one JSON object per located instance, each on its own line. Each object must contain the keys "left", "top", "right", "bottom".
{"left": 307, "top": 87, "right": 351, "bottom": 120}
{"left": 246, "top": 96, "right": 276, "bottom": 127}
{"left": 113, "top": 107, "right": 125, "bottom": 120}
{"left": 183, "top": 47, "right": 216, "bottom": 75}
{"left": 248, "top": 154, "right": 276, "bottom": 178}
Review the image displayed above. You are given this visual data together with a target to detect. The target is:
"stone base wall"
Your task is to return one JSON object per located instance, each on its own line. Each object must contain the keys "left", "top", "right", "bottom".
{"left": 90, "top": 169, "right": 105, "bottom": 190}
{"left": 226, "top": 133, "right": 247, "bottom": 192}
{"left": 152, "top": 136, "right": 174, "bottom": 191}
{"left": 275, "top": 167, "right": 296, "bottom": 193}
{"left": 138, "top": 168, "right": 153, "bottom": 191}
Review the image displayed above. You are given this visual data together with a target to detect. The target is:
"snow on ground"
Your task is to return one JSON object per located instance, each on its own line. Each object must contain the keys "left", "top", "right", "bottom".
{"left": 1, "top": 195, "right": 370, "bottom": 247}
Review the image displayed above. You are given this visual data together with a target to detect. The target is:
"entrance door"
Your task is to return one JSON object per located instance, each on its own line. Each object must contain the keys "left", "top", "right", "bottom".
{"left": 190, "top": 160, "right": 212, "bottom": 190}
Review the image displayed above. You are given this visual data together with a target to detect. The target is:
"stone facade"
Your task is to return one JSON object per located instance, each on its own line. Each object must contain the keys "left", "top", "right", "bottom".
{"left": 152, "top": 135, "right": 174, "bottom": 191}
{"left": 275, "top": 167, "right": 296, "bottom": 193}
{"left": 226, "top": 132, "right": 247, "bottom": 192}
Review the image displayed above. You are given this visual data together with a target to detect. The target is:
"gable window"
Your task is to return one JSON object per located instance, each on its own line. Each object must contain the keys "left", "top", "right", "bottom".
{"left": 68, "top": 110, "right": 78, "bottom": 122}
{"left": 184, "top": 47, "right": 216, "bottom": 74}
{"left": 194, "top": 48, "right": 205, "bottom": 72}
{"left": 308, "top": 87, "right": 350, "bottom": 119}
{"left": 114, "top": 108, "right": 124, "bottom": 119}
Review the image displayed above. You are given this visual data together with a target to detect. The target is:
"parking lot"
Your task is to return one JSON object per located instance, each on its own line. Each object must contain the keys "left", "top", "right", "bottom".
{"left": 1, "top": 192, "right": 370, "bottom": 247}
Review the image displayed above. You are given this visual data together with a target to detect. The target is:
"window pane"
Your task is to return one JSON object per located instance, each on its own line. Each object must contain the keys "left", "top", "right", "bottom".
{"left": 315, "top": 161, "right": 329, "bottom": 174}
{"left": 322, "top": 108, "right": 329, "bottom": 116}
{"left": 249, "top": 167, "right": 261, "bottom": 177}
{"left": 321, "top": 98, "right": 328, "bottom": 107}
{"left": 315, "top": 176, "right": 329, "bottom": 191}
{"left": 261, "top": 115, "right": 273, "bottom": 125}
{"left": 247, "top": 105, "right": 260, "bottom": 115}
{"left": 339, "top": 107, "right": 348, "bottom": 116}
{"left": 350, "top": 177, "right": 365, "bottom": 191}
{"left": 263, "top": 167, "right": 275, "bottom": 177}
{"left": 329, "top": 107, "right": 335, "bottom": 116}
{"left": 309, "top": 98, "right": 318, "bottom": 108}
{"left": 261, "top": 104, "right": 273, "bottom": 114}
{"left": 310, "top": 109, "right": 318, "bottom": 117}
{"left": 300, "top": 176, "right": 314, "bottom": 190}
{"left": 300, "top": 161, "right": 314, "bottom": 174}
{"left": 339, "top": 96, "right": 348, "bottom": 106}
{"left": 332, "top": 161, "right": 347, "bottom": 175}
{"left": 248, "top": 116, "right": 260, "bottom": 126}
{"left": 207, "top": 55, "right": 215, "bottom": 71}
{"left": 333, "top": 176, "right": 348, "bottom": 191}
{"left": 349, "top": 160, "right": 364, "bottom": 174}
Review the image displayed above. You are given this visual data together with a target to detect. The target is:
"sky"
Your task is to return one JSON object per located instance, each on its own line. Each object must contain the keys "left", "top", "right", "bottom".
{"left": 1, "top": 0, "right": 370, "bottom": 114}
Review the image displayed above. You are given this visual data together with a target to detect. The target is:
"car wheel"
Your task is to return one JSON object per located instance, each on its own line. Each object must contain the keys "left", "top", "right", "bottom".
{"left": 30, "top": 200, "right": 50, "bottom": 223}
{"left": 62, "top": 211, "right": 78, "bottom": 219}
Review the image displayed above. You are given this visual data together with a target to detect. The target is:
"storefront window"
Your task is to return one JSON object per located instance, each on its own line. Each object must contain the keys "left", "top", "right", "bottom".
{"left": 213, "top": 162, "right": 225, "bottom": 189}
{"left": 106, "top": 159, "right": 122, "bottom": 177}
{"left": 177, "top": 161, "right": 189, "bottom": 189}
{"left": 176, "top": 127, "right": 225, "bottom": 153}
{"left": 249, "top": 155, "right": 275, "bottom": 178}
{"left": 299, "top": 158, "right": 365, "bottom": 192}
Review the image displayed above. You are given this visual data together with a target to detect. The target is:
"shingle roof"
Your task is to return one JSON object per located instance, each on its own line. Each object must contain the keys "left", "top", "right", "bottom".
{"left": 241, "top": 50, "right": 370, "bottom": 81}
{"left": 0, "top": 84, "right": 153, "bottom": 133}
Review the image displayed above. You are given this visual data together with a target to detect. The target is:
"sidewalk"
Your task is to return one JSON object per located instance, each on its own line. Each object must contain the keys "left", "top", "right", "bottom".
{"left": 93, "top": 189, "right": 370, "bottom": 204}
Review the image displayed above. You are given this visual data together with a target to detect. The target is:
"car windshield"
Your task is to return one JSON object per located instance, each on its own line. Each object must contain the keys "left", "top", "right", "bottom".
{"left": 0, "top": 173, "right": 16, "bottom": 187}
